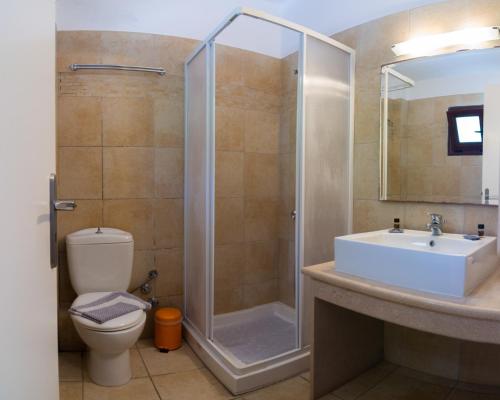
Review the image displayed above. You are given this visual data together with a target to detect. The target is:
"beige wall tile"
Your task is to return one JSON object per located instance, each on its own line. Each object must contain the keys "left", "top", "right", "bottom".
{"left": 57, "top": 199, "right": 103, "bottom": 251}
{"left": 215, "top": 151, "right": 244, "bottom": 197}
{"left": 384, "top": 323, "right": 460, "bottom": 380}
{"left": 216, "top": 106, "right": 245, "bottom": 151}
{"left": 216, "top": 45, "right": 244, "bottom": 86}
{"left": 58, "top": 96, "right": 102, "bottom": 146}
{"left": 242, "top": 51, "right": 282, "bottom": 95}
{"left": 102, "top": 97, "right": 154, "bottom": 146}
{"left": 214, "top": 288, "right": 244, "bottom": 315}
{"left": 58, "top": 253, "right": 77, "bottom": 303}
{"left": 354, "top": 89, "right": 382, "bottom": 144}
{"left": 404, "top": 203, "right": 465, "bottom": 233}
{"left": 103, "top": 199, "right": 153, "bottom": 250}
{"left": 244, "top": 199, "right": 279, "bottom": 242}
{"left": 215, "top": 197, "right": 244, "bottom": 245}
{"left": 244, "top": 241, "right": 278, "bottom": 285}
{"left": 409, "top": 0, "right": 470, "bottom": 36}
{"left": 129, "top": 250, "right": 154, "bottom": 292}
{"left": 103, "top": 147, "right": 154, "bottom": 198}
{"left": 459, "top": 341, "right": 500, "bottom": 386}
{"left": 244, "top": 279, "right": 279, "bottom": 308}
{"left": 154, "top": 98, "right": 184, "bottom": 147}
{"left": 155, "top": 248, "right": 183, "bottom": 297}
{"left": 153, "top": 198, "right": 183, "bottom": 249}
{"left": 57, "top": 147, "right": 102, "bottom": 199}
{"left": 463, "top": 205, "right": 498, "bottom": 236}
{"left": 100, "top": 31, "right": 159, "bottom": 66}
{"left": 354, "top": 142, "right": 379, "bottom": 200}
{"left": 353, "top": 200, "right": 405, "bottom": 233}
{"left": 156, "top": 35, "right": 199, "bottom": 77}
{"left": 155, "top": 147, "right": 184, "bottom": 198}
{"left": 244, "top": 153, "right": 280, "bottom": 199}
{"left": 214, "top": 244, "right": 245, "bottom": 289}
{"left": 56, "top": 31, "right": 102, "bottom": 72}
{"left": 244, "top": 110, "right": 280, "bottom": 153}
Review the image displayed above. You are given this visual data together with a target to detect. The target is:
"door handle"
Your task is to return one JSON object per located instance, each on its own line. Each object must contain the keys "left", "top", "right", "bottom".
{"left": 54, "top": 200, "right": 77, "bottom": 211}
{"left": 49, "top": 174, "right": 76, "bottom": 269}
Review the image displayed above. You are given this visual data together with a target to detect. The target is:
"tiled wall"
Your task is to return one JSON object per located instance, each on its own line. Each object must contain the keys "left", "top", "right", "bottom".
{"left": 56, "top": 31, "right": 298, "bottom": 348}
{"left": 213, "top": 45, "right": 297, "bottom": 314}
{"left": 387, "top": 94, "right": 483, "bottom": 204}
{"left": 332, "top": 0, "right": 500, "bottom": 384}
{"left": 56, "top": 31, "right": 197, "bottom": 350}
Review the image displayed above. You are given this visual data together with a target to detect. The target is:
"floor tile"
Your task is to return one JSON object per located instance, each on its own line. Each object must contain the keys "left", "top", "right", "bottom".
{"left": 59, "top": 352, "right": 83, "bottom": 382}
{"left": 83, "top": 377, "right": 160, "bottom": 400}
{"left": 243, "top": 376, "right": 310, "bottom": 400}
{"left": 448, "top": 389, "right": 500, "bottom": 400}
{"left": 397, "top": 366, "right": 456, "bottom": 388}
{"left": 357, "top": 369, "right": 453, "bottom": 400}
{"left": 131, "top": 348, "right": 148, "bottom": 378}
{"left": 60, "top": 381, "right": 83, "bottom": 400}
{"left": 137, "top": 338, "right": 155, "bottom": 349}
{"left": 455, "top": 382, "right": 500, "bottom": 396}
{"left": 139, "top": 344, "right": 203, "bottom": 376}
{"left": 152, "top": 368, "right": 234, "bottom": 400}
{"left": 332, "top": 361, "right": 397, "bottom": 400}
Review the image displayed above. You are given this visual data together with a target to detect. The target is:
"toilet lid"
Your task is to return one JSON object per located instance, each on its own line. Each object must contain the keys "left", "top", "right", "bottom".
{"left": 70, "top": 292, "right": 146, "bottom": 332}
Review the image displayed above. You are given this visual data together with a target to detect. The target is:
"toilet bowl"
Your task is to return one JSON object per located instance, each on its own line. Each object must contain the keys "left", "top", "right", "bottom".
{"left": 70, "top": 291, "right": 146, "bottom": 386}
{"left": 66, "top": 228, "right": 145, "bottom": 387}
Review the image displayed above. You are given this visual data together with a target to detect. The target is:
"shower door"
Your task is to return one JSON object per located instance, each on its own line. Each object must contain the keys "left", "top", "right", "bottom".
{"left": 210, "top": 16, "right": 302, "bottom": 367}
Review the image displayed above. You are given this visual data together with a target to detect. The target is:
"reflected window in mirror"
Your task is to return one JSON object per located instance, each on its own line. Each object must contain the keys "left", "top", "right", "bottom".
{"left": 447, "top": 105, "right": 483, "bottom": 156}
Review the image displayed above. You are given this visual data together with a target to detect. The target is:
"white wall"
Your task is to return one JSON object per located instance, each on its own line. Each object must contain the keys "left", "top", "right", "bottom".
{"left": 56, "top": 0, "right": 443, "bottom": 58}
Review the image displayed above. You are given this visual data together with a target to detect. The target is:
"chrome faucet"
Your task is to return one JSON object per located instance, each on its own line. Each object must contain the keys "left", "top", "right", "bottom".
{"left": 426, "top": 213, "right": 444, "bottom": 236}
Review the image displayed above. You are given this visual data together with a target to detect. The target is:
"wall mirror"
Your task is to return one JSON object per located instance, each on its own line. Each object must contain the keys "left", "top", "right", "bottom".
{"left": 380, "top": 47, "right": 500, "bottom": 206}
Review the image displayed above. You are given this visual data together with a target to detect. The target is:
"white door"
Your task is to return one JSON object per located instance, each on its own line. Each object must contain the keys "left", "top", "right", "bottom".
{"left": 0, "top": 1, "right": 59, "bottom": 399}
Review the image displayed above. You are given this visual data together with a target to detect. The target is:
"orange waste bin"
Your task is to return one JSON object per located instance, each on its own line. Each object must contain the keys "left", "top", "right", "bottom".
{"left": 155, "top": 307, "right": 182, "bottom": 352}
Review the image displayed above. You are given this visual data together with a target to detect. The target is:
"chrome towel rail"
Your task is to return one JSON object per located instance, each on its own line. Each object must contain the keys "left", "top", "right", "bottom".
{"left": 69, "top": 63, "right": 166, "bottom": 76}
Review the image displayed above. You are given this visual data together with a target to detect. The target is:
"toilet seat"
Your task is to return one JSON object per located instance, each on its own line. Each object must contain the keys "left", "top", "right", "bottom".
{"left": 70, "top": 292, "right": 146, "bottom": 332}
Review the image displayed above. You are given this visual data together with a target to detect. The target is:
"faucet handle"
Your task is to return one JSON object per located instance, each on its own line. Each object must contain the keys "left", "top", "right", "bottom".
{"left": 428, "top": 213, "right": 444, "bottom": 224}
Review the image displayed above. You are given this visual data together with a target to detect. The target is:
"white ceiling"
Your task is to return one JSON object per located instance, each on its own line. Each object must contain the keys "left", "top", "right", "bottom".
{"left": 56, "top": 0, "right": 444, "bottom": 57}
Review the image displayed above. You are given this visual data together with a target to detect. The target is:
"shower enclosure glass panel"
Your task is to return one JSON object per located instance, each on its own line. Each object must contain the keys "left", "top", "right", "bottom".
{"left": 302, "top": 36, "right": 353, "bottom": 267}
{"left": 184, "top": 8, "right": 354, "bottom": 393}
{"left": 185, "top": 47, "right": 210, "bottom": 336}
{"left": 212, "top": 16, "right": 301, "bottom": 367}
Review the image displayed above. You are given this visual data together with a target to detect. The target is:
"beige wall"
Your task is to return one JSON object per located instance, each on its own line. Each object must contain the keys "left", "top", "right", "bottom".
{"left": 387, "top": 94, "right": 483, "bottom": 205}
{"left": 56, "top": 31, "right": 196, "bottom": 349}
{"left": 332, "top": 0, "right": 500, "bottom": 384}
{"left": 213, "top": 45, "right": 296, "bottom": 314}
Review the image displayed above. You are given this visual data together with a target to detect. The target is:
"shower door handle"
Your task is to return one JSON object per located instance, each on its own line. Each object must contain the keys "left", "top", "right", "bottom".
{"left": 49, "top": 173, "right": 76, "bottom": 268}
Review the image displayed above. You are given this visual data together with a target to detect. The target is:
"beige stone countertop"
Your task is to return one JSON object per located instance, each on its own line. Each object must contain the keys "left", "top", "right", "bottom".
{"left": 303, "top": 262, "right": 500, "bottom": 323}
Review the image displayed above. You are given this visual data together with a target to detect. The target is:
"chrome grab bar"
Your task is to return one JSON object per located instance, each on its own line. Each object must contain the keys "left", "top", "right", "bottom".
{"left": 69, "top": 63, "right": 166, "bottom": 76}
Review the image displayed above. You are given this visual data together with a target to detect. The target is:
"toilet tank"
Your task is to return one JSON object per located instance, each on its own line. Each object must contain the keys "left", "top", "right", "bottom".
{"left": 66, "top": 228, "right": 134, "bottom": 295}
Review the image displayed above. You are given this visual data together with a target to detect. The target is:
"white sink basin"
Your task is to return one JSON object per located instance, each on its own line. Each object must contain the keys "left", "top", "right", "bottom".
{"left": 335, "top": 230, "right": 498, "bottom": 297}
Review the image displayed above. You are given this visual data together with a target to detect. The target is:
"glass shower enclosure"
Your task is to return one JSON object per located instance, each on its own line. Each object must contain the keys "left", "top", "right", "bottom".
{"left": 184, "top": 8, "right": 354, "bottom": 395}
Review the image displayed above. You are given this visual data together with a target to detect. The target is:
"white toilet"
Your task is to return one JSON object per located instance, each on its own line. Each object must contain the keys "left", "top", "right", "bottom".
{"left": 66, "top": 227, "right": 146, "bottom": 386}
